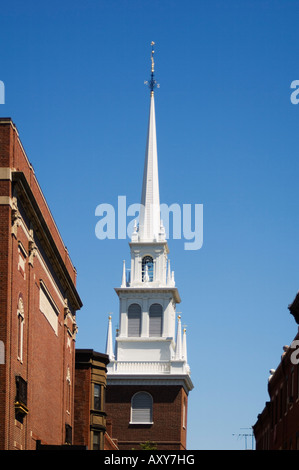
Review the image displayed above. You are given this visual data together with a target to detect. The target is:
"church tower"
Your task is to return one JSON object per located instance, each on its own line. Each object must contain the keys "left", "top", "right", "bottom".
{"left": 105, "top": 43, "right": 193, "bottom": 451}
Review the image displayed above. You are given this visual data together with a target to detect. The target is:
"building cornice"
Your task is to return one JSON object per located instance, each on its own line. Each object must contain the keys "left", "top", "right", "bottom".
{"left": 114, "top": 286, "right": 181, "bottom": 303}
{"left": 12, "top": 171, "right": 82, "bottom": 311}
{"left": 129, "top": 240, "right": 169, "bottom": 253}
{"left": 107, "top": 374, "right": 194, "bottom": 394}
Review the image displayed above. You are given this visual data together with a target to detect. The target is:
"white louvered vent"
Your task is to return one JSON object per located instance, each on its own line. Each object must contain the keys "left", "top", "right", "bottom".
{"left": 149, "top": 303, "right": 163, "bottom": 337}
{"left": 131, "top": 392, "right": 153, "bottom": 423}
{"left": 128, "top": 303, "right": 141, "bottom": 337}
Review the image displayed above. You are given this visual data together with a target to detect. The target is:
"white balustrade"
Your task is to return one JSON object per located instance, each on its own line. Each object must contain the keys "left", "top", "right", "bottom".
{"left": 114, "top": 361, "right": 171, "bottom": 374}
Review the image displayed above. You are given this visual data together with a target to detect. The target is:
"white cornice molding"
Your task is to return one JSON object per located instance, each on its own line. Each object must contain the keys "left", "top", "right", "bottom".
{"left": 115, "top": 286, "right": 181, "bottom": 303}
{"left": 107, "top": 374, "right": 194, "bottom": 393}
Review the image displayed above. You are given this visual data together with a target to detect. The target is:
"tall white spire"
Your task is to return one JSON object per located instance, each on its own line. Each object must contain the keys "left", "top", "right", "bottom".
{"left": 138, "top": 42, "right": 161, "bottom": 242}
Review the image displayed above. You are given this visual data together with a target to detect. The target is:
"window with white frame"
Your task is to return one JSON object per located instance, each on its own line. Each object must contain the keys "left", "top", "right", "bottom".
{"left": 131, "top": 391, "right": 153, "bottom": 424}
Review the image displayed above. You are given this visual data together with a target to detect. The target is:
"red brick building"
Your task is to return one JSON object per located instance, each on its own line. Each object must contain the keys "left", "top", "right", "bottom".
{"left": 0, "top": 118, "right": 82, "bottom": 450}
{"left": 74, "top": 349, "right": 118, "bottom": 450}
{"left": 253, "top": 293, "right": 299, "bottom": 450}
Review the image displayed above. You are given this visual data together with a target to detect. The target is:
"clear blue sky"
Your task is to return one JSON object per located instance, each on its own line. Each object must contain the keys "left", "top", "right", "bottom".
{"left": 2, "top": 0, "right": 299, "bottom": 450}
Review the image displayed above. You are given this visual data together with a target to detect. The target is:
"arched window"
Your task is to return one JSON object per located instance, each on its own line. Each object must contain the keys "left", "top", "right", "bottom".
{"left": 149, "top": 303, "right": 163, "bottom": 337}
{"left": 131, "top": 392, "right": 153, "bottom": 424}
{"left": 66, "top": 366, "right": 71, "bottom": 414}
{"left": 128, "top": 303, "right": 141, "bottom": 337}
{"left": 142, "top": 256, "right": 153, "bottom": 282}
{"left": 17, "top": 297, "right": 24, "bottom": 362}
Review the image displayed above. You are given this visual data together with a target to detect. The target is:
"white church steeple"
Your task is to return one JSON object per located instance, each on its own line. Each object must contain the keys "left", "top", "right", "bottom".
{"left": 106, "top": 43, "right": 192, "bottom": 393}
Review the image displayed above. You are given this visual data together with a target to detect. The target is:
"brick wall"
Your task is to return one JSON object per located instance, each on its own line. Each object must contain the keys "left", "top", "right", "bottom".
{"left": 0, "top": 204, "right": 11, "bottom": 449}
{"left": 105, "top": 384, "right": 188, "bottom": 450}
{"left": 74, "top": 366, "right": 91, "bottom": 447}
{"left": 0, "top": 119, "right": 82, "bottom": 449}
{"left": 253, "top": 327, "right": 299, "bottom": 450}
{"left": 74, "top": 350, "right": 109, "bottom": 450}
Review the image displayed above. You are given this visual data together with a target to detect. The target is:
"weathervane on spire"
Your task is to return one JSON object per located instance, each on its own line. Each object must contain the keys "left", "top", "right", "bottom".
{"left": 151, "top": 40, "right": 155, "bottom": 73}
{"left": 144, "top": 41, "right": 160, "bottom": 95}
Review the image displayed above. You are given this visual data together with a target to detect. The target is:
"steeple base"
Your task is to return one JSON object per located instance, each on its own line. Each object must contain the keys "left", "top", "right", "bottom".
{"left": 105, "top": 379, "right": 192, "bottom": 450}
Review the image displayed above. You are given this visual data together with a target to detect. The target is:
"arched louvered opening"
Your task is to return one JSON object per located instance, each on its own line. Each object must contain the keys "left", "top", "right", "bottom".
{"left": 131, "top": 392, "right": 153, "bottom": 424}
{"left": 149, "top": 303, "right": 163, "bottom": 337}
{"left": 128, "top": 303, "right": 141, "bottom": 337}
{"left": 142, "top": 256, "right": 154, "bottom": 282}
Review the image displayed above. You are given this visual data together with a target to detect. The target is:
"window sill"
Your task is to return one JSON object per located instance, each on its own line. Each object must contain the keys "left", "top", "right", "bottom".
{"left": 129, "top": 422, "right": 153, "bottom": 425}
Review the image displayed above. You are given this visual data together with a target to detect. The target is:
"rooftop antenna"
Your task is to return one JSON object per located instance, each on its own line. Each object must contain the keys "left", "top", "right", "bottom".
{"left": 232, "top": 428, "right": 254, "bottom": 450}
